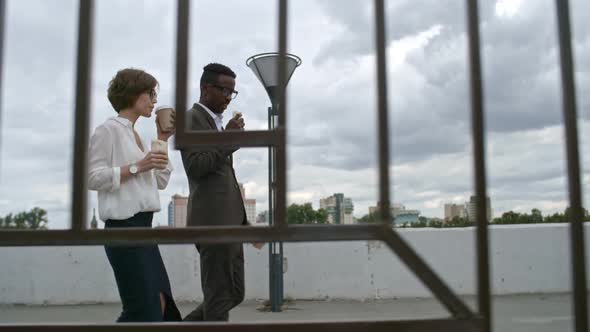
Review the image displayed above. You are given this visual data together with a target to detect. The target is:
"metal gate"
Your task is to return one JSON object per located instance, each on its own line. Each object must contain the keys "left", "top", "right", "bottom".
{"left": 0, "top": 1, "right": 586, "bottom": 331}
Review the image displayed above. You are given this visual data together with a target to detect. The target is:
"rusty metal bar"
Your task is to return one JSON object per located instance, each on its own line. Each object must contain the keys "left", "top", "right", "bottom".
{"left": 465, "top": 1, "right": 491, "bottom": 331}
{"left": 175, "top": 129, "right": 280, "bottom": 149}
{"left": 173, "top": 0, "right": 189, "bottom": 148}
{"left": 374, "top": 0, "right": 391, "bottom": 223}
{"left": 554, "top": 1, "right": 588, "bottom": 331}
{"left": 379, "top": 227, "right": 474, "bottom": 318}
{"left": 0, "top": 317, "right": 483, "bottom": 332}
{"left": 71, "top": 0, "right": 94, "bottom": 232}
{"left": 274, "top": 0, "right": 288, "bottom": 228}
{"left": 0, "top": 224, "right": 386, "bottom": 246}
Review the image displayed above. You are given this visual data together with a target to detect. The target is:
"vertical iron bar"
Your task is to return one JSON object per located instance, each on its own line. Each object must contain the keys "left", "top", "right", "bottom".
{"left": 71, "top": 0, "right": 94, "bottom": 231}
{"left": 0, "top": 0, "right": 5, "bottom": 171}
{"left": 374, "top": 0, "right": 391, "bottom": 223}
{"left": 174, "top": 0, "right": 189, "bottom": 145}
{"left": 268, "top": 106, "right": 274, "bottom": 230}
{"left": 279, "top": 241, "right": 284, "bottom": 305}
{"left": 465, "top": 1, "right": 491, "bottom": 331}
{"left": 274, "top": 0, "right": 287, "bottom": 228}
{"left": 554, "top": 1, "right": 588, "bottom": 331}
{"left": 268, "top": 105, "right": 279, "bottom": 312}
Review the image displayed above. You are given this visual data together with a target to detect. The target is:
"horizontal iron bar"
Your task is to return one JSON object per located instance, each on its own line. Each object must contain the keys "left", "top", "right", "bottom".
{"left": 174, "top": 129, "right": 283, "bottom": 149}
{"left": 0, "top": 224, "right": 387, "bottom": 247}
{"left": 0, "top": 317, "right": 483, "bottom": 332}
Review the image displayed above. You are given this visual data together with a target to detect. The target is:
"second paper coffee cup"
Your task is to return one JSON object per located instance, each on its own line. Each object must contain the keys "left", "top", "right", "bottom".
{"left": 155, "top": 105, "right": 175, "bottom": 132}
{"left": 151, "top": 139, "right": 168, "bottom": 154}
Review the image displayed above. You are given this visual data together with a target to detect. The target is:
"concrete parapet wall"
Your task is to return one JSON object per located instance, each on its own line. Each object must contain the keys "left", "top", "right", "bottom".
{"left": 1, "top": 224, "right": 588, "bottom": 304}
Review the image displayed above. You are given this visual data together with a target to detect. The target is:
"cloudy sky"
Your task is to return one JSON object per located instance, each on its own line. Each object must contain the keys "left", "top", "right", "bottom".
{"left": 1, "top": 0, "right": 589, "bottom": 229}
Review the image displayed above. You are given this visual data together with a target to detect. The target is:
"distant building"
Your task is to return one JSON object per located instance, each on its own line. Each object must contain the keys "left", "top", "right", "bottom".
{"left": 168, "top": 194, "right": 188, "bottom": 227}
{"left": 90, "top": 208, "right": 98, "bottom": 229}
{"left": 466, "top": 196, "right": 492, "bottom": 222}
{"left": 239, "top": 183, "right": 256, "bottom": 224}
{"left": 320, "top": 193, "right": 354, "bottom": 224}
{"left": 244, "top": 199, "right": 257, "bottom": 224}
{"left": 256, "top": 211, "right": 269, "bottom": 225}
{"left": 393, "top": 209, "right": 420, "bottom": 224}
{"left": 168, "top": 185, "right": 256, "bottom": 226}
{"left": 444, "top": 203, "right": 467, "bottom": 221}
{"left": 369, "top": 203, "right": 405, "bottom": 217}
{"left": 369, "top": 202, "right": 420, "bottom": 224}
{"left": 167, "top": 201, "right": 174, "bottom": 227}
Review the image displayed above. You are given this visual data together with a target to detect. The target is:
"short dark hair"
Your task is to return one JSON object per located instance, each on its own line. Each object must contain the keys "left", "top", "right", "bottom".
{"left": 107, "top": 68, "right": 158, "bottom": 112}
{"left": 200, "top": 63, "right": 236, "bottom": 87}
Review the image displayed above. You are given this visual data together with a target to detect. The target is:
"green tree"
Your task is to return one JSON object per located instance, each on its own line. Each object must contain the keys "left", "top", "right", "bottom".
{"left": 315, "top": 208, "right": 328, "bottom": 224}
{"left": 358, "top": 213, "right": 378, "bottom": 224}
{"left": 0, "top": 208, "right": 48, "bottom": 229}
{"left": 446, "top": 216, "right": 473, "bottom": 227}
{"left": 410, "top": 220, "right": 428, "bottom": 228}
{"left": 26, "top": 207, "right": 48, "bottom": 229}
{"left": 428, "top": 219, "right": 444, "bottom": 228}
{"left": 0, "top": 213, "right": 14, "bottom": 228}
{"left": 287, "top": 203, "right": 324, "bottom": 224}
{"left": 564, "top": 207, "right": 590, "bottom": 222}
{"left": 544, "top": 212, "right": 565, "bottom": 223}
{"left": 496, "top": 211, "right": 521, "bottom": 224}
{"left": 530, "top": 208, "right": 543, "bottom": 224}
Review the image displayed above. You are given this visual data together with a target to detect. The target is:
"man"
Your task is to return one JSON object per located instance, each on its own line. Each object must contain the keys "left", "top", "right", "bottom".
{"left": 181, "top": 63, "right": 259, "bottom": 322}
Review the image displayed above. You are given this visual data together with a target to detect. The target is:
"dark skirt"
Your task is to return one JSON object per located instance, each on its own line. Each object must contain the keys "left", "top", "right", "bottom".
{"left": 104, "top": 212, "right": 181, "bottom": 322}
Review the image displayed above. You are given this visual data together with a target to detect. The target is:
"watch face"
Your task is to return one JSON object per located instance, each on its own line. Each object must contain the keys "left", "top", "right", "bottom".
{"left": 130, "top": 165, "right": 138, "bottom": 174}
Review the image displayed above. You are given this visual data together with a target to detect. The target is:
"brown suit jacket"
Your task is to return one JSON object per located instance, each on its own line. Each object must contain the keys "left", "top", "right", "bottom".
{"left": 180, "top": 103, "right": 247, "bottom": 227}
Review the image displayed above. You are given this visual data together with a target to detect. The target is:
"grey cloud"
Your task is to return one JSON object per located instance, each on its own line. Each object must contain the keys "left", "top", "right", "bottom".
{"left": 314, "top": 0, "right": 495, "bottom": 65}
{"left": 3, "top": 0, "right": 590, "bottom": 228}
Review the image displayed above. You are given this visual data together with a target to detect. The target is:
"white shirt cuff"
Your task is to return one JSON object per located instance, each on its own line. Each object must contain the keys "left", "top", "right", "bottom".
{"left": 112, "top": 166, "right": 121, "bottom": 191}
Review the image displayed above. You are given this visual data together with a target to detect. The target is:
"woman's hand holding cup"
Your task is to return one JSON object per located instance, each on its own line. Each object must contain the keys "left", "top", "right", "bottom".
{"left": 137, "top": 151, "right": 168, "bottom": 172}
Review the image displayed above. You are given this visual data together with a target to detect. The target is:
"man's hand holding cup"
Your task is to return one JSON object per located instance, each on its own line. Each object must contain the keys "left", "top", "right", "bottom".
{"left": 226, "top": 111, "right": 244, "bottom": 130}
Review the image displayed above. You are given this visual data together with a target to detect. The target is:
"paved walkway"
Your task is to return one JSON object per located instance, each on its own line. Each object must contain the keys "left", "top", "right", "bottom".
{"left": 1, "top": 293, "right": 587, "bottom": 332}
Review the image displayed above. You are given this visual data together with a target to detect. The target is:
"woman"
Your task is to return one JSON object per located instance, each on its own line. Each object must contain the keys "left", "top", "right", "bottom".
{"left": 88, "top": 68, "right": 181, "bottom": 322}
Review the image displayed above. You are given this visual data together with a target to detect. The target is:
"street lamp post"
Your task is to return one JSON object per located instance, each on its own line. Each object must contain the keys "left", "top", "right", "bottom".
{"left": 246, "top": 52, "right": 301, "bottom": 312}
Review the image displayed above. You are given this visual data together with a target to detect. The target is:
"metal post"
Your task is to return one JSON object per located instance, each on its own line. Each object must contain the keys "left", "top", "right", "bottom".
{"left": 465, "top": 1, "right": 491, "bottom": 331}
{"left": 554, "top": 1, "right": 588, "bottom": 331}
{"left": 71, "top": 0, "right": 94, "bottom": 231}
{"left": 174, "top": 0, "right": 190, "bottom": 145}
{"left": 268, "top": 104, "right": 283, "bottom": 312}
{"left": 0, "top": 0, "right": 5, "bottom": 171}
{"left": 373, "top": 0, "right": 391, "bottom": 224}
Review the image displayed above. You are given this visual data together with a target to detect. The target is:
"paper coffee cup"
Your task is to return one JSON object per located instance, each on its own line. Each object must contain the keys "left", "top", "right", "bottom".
{"left": 156, "top": 105, "right": 175, "bottom": 132}
{"left": 151, "top": 139, "right": 168, "bottom": 154}
{"left": 232, "top": 111, "right": 242, "bottom": 119}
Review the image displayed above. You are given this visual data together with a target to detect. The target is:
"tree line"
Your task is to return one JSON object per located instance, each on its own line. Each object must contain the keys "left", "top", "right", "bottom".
{"left": 286, "top": 203, "right": 328, "bottom": 224}
{"left": 359, "top": 207, "right": 590, "bottom": 228}
{"left": 0, "top": 207, "right": 48, "bottom": 229}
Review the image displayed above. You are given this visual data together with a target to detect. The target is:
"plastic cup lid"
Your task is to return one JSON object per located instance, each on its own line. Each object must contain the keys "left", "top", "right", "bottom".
{"left": 155, "top": 105, "right": 174, "bottom": 112}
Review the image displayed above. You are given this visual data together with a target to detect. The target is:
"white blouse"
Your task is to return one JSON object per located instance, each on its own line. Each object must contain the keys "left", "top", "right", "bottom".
{"left": 88, "top": 117, "right": 173, "bottom": 221}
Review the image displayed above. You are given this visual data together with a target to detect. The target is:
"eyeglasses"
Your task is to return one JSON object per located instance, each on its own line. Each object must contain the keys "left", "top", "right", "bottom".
{"left": 210, "top": 84, "right": 239, "bottom": 100}
{"left": 147, "top": 89, "right": 157, "bottom": 101}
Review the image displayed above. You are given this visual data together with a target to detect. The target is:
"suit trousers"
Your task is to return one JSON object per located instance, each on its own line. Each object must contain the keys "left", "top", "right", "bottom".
{"left": 184, "top": 243, "right": 245, "bottom": 321}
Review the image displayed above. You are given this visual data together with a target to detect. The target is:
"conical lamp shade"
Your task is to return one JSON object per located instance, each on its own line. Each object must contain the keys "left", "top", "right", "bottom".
{"left": 246, "top": 53, "right": 302, "bottom": 105}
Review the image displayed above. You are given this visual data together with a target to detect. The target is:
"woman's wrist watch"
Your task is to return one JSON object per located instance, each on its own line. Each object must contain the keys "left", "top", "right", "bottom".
{"left": 129, "top": 163, "right": 139, "bottom": 175}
